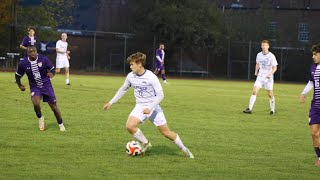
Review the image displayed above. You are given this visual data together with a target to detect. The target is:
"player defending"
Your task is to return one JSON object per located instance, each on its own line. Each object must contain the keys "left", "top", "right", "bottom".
{"left": 56, "top": 33, "right": 71, "bottom": 85}
{"left": 103, "top": 52, "right": 194, "bottom": 158}
{"left": 20, "top": 27, "right": 37, "bottom": 57}
{"left": 15, "top": 46, "right": 66, "bottom": 132}
{"left": 300, "top": 43, "right": 320, "bottom": 166}
{"left": 243, "top": 40, "right": 278, "bottom": 115}
{"left": 154, "top": 43, "right": 168, "bottom": 84}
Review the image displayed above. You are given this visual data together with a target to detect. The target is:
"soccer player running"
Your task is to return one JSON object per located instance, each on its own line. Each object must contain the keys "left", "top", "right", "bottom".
{"left": 243, "top": 40, "right": 278, "bottom": 115}
{"left": 300, "top": 43, "right": 320, "bottom": 166}
{"left": 103, "top": 52, "right": 194, "bottom": 158}
{"left": 15, "top": 46, "right": 66, "bottom": 132}
{"left": 20, "top": 27, "right": 37, "bottom": 57}
{"left": 55, "top": 33, "right": 71, "bottom": 85}
{"left": 154, "top": 43, "right": 168, "bottom": 84}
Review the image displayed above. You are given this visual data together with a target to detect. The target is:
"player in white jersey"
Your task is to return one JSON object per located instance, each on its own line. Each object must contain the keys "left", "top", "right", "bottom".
{"left": 56, "top": 33, "right": 71, "bottom": 85}
{"left": 243, "top": 40, "right": 278, "bottom": 115}
{"left": 103, "top": 52, "right": 194, "bottom": 158}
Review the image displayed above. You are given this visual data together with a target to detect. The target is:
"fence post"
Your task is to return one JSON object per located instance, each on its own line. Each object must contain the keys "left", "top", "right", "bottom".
{"left": 123, "top": 35, "right": 127, "bottom": 74}
{"left": 180, "top": 47, "right": 183, "bottom": 77}
{"left": 93, "top": 32, "right": 96, "bottom": 71}
{"left": 248, "top": 40, "right": 252, "bottom": 80}
{"left": 227, "top": 39, "right": 231, "bottom": 79}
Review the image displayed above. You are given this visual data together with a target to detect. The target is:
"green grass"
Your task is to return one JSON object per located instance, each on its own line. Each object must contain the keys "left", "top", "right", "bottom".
{"left": 0, "top": 72, "right": 319, "bottom": 179}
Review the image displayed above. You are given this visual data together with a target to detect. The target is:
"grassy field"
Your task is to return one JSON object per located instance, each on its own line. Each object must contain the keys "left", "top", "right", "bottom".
{"left": 0, "top": 72, "right": 319, "bottom": 179}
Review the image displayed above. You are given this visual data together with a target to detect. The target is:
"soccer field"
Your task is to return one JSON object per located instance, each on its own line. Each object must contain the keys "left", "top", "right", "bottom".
{"left": 0, "top": 72, "right": 319, "bottom": 179}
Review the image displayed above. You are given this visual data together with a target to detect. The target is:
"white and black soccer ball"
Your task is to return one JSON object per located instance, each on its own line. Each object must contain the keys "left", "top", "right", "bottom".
{"left": 126, "top": 141, "right": 142, "bottom": 156}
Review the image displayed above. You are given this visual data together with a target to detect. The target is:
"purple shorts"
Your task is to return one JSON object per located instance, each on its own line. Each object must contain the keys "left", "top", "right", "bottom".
{"left": 309, "top": 113, "right": 320, "bottom": 125}
{"left": 155, "top": 65, "right": 165, "bottom": 72}
{"left": 30, "top": 86, "right": 57, "bottom": 104}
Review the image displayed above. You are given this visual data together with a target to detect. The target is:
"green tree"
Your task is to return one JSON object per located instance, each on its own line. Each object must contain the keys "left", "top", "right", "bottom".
{"left": 128, "top": 0, "right": 227, "bottom": 52}
{"left": 0, "top": 0, "right": 15, "bottom": 53}
{"left": 41, "top": 0, "right": 77, "bottom": 27}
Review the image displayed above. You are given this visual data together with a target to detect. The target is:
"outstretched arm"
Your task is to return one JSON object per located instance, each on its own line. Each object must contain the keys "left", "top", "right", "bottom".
{"left": 15, "top": 73, "right": 25, "bottom": 91}
{"left": 103, "top": 77, "right": 131, "bottom": 110}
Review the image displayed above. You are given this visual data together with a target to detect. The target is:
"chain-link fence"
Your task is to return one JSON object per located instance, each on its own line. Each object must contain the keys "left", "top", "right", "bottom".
{"left": 0, "top": 26, "right": 314, "bottom": 82}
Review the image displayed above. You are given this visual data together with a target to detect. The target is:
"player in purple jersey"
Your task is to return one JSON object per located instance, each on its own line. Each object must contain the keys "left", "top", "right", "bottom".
{"left": 19, "top": 27, "right": 37, "bottom": 57}
{"left": 300, "top": 43, "right": 320, "bottom": 166}
{"left": 154, "top": 43, "right": 168, "bottom": 84}
{"left": 15, "top": 46, "right": 66, "bottom": 132}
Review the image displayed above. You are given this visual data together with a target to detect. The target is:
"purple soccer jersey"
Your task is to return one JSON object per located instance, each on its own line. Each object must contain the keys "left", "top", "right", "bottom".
{"left": 308, "top": 63, "right": 320, "bottom": 124}
{"left": 16, "top": 54, "right": 56, "bottom": 103}
{"left": 21, "top": 35, "right": 37, "bottom": 56}
{"left": 155, "top": 48, "right": 165, "bottom": 71}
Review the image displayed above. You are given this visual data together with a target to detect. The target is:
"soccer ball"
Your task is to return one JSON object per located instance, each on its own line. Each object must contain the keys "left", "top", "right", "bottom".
{"left": 126, "top": 141, "right": 142, "bottom": 156}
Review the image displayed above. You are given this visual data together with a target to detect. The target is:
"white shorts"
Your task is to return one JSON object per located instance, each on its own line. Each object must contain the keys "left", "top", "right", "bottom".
{"left": 254, "top": 76, "right": 274, "bottom": 90}
{"left": 56, "top": 58, "right": 70, "bottom": 68}
{"left": 129, "top": 105, "right": 167, "bottom": 126}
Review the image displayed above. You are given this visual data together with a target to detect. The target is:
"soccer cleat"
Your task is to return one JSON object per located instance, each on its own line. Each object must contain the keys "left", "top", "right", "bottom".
{"left": 315, "top": 160, "right": 320, "bottom": 166}
{"left": 243, "top": 108, "right": 252, "bottom": 114}
{"left": 141, "top": 141, "right": 152, "bottom": 153}
{"left": 270, "top": 111, "right": 275, "bottom": 115}
{"left": 59, "top": 124, "right": 66, "bottom": 132}
{"left": 66, "top": 83, "right": 71, "bottom": 85}
{"left": 39, "top": 116, "right": 45, "bottom": 131}
{"left": 183, "top": 148, "right": 194, "bottom": 159}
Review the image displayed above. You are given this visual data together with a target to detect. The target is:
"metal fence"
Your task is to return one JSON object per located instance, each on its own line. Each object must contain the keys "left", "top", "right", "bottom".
{"left": 0, "top": 27, "right": 313, "bottom": 82}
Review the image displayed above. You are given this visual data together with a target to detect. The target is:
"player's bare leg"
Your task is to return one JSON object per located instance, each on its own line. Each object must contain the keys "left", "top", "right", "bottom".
{"left": 48, "top": 103, "right": 66, "bottom": 131}
{"left": 310, "top": 124, "right": 320, "bottom": 166}
{"left": 126, "top": 116, "right": 150, "bottom": 153}
{"left": 55, "top": 68, "right": 61, "bottom": 73}
{"left": 31, "top": 96, "right": 44, "bottom": 131}
{"left": 65, "top": 67, "right": 70, "bottom": 85}
{"left": 267, "top": 90, "right": 275, "bottom": 115}
{"left": 244, "top": 86, "right": 260, "bottom": 114}
{"left": 157, "top": 123, "right": 194, "bottom": 158}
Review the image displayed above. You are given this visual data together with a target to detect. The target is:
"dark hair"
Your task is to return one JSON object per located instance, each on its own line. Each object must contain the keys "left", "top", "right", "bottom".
{"left": 127, "top": 52, "right": 146, "bottom": 67}
{"left": 27, "top": 46, "right": 37, "bottom": 51}
{"left": 311, "top": 43, "right": 320, "bottom": 53}
{"left": 28, "top": 27, "right": 35, "bottom": 32}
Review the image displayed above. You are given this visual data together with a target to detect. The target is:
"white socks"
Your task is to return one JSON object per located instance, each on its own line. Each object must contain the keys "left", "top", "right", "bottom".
{"left": 173, "top": 134, "right": 187, "bottom": 151}
{"left": 133, "top": 129, "right": 148, "bottom": 144}
{"left": 270, "top": 96, "right": 275, "bottom": 112}
{"left": 66, "top": 79, "right": 70, "bottom": 84}
{"left": 248, "top": 95, "right": 256, "bottom": 110}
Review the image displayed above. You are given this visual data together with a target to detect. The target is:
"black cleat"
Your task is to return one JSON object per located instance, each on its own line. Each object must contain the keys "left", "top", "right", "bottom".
{"left": 270, "top": 111, "right": 275, "bottom": 115}
{"left": 243, "top": 108, "right": 252, "bottom": 114}
{"left": 66, "top": 83, "right": 71, "bottom": 85}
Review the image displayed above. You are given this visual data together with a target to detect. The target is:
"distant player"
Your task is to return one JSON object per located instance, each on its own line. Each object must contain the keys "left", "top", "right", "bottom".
{"left": 243, "top": 40, "right": 278, "bottom": 115}
{"left": 300, "top": 43, "right": 320, "bottom": 166}
{"left": 56, "top": 33, "right": 71, "bottom": 85}
{"left": 154, "top": 43, "right": 168, "bottom": 84}
{"left": 20, "top": 27, "right": 37, "bottom": 57}
{"left": 15, "top": 46, "right": 66, "bottom": 132}
{"left": 103, "top": 52, "right": 194, "bottom": 158}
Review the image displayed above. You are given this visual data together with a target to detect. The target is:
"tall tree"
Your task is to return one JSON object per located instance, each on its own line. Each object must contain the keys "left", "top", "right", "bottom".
{"left": 0, "top": 0, "right": 15, "bottom": 52}
{"left": 128, "top": 0, "right": 228, "bottom": 52}
{"left": 41, "top": 0, "right": 77, "bottom": 27}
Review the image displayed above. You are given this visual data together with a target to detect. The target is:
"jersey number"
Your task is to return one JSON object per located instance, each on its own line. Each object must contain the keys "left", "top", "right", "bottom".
{"left": 315, "top": 79, "right": 320, "bottom": 88}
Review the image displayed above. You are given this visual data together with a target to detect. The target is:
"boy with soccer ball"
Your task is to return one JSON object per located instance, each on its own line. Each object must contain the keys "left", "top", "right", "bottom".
{"left": 103, "top": 52, "right": 194, "bottom": 158}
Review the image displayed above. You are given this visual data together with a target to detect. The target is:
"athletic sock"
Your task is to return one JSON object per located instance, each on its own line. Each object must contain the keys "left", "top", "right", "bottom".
{"left": 133, "top": 129, "right": 148, "bottom": 144}
{"left": 57, "top": 118, "right": 63, "bottom": 125}
{"left": 173, "top": 134, "right": 187, "bottom": 151}
{"left": 161, "top": 74, "right": 166, "bottom": 81}
{"left": 248, "top": 95, "right": 256, "bottom": 110}
{"left": 36, "top": 113, "right": 42, "bottom": 119}
{"left": 66, "top": 79, "right": 70, "bottom": 84}
{"left": 270, "top": 96, "right": 275, "bottom": 112}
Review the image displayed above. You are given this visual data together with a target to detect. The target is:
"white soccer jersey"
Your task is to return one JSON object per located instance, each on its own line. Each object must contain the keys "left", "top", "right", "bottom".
{"left": 109, "top": 70, "right": 164, "bottom": 110}
{"left": 256, "top": 52, "right": 278, "bottom": 78}
{"left": 56, "top": 40, "right": 68, "bottom": 60}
